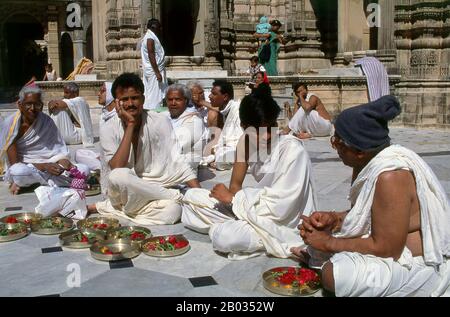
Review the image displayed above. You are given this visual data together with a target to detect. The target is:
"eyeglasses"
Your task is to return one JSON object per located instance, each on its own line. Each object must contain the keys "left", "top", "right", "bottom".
{"left": 20, "top": 102, "right": 43, "bottom": 110}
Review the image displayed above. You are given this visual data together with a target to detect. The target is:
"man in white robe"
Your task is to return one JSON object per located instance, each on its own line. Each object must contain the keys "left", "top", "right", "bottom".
{"left": 165, "top": 84, "right": 206, "bottom": 171}
{"left": 48, "top": 82, "right": 94, "bottom": 147}
{"left": 202, "top": 80, "right": 243, "bottom": 171}
{"left": 182, "top": 92, "right": 316, "bottom": 259}
{"left": 292, "top": 96, "right": 450, "bottom": 297}
{"left": 141, "top": 19, "right": 168, "bottom": 110}
{"left": 283, "top": 83, "right": 333, "bottom": 139}
{"left": 89, "top": 73, "right": 200, "bottom": 225}
{"left": 1, "top": 86, "right": 89, "bottom": 195}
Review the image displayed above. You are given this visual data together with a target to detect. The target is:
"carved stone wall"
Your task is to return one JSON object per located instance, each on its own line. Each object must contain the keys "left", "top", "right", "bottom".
{"left": 394, "top": 0, "right": 450, "bottom": 129}
{"left": 105, "top": 0, "right": 142, "bottom": 78}
{"left": 220, "top": 0, "right": 332, "bottom": 75}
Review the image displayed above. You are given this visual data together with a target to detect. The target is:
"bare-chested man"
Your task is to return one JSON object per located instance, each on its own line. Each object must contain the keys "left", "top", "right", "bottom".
{"left": 291, "top": 95, "right": 450, "bottom": 297}
{"left": 283, "top": 83, "right": 333, "bottom": 139}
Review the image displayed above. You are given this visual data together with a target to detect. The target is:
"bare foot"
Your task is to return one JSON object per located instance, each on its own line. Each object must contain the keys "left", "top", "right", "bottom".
{"left": 9, "top": 183, "right": 20, "bottom": 195}
{"left": 290, "top": 247, "right": 311, "bottom": 265}
{"left": 86, "top": 204, "right": 98, "bottom": 216}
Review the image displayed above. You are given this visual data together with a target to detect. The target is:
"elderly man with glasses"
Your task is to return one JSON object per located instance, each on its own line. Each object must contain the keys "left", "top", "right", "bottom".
{"left": 0, "top": 86, "right": 89, "bottom": 195}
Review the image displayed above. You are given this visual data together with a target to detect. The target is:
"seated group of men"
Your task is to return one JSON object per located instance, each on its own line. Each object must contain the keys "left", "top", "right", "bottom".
{"left": 0, "top": 73, "right": 448, "bottom": 297}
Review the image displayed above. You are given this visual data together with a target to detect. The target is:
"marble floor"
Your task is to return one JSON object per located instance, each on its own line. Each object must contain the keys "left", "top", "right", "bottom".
{"left": 0, "top": 127, "right": 449, "bottom": 297}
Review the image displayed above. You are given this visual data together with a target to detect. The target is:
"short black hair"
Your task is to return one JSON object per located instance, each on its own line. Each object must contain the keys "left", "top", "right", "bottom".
{"left": 293, "top": 82, "right": 307, "bottom": 92}
{"left": 147, "top": 18, "right": 161, "bottom": 30}
{"left": 250, "top": 56, "right": 259, "bottom": 63}
{"left": 212, "top": 80, "right": 234, "bottom": 100}
{"left": 240, "top": 88, "right": 280, "bottom": 129}
{"left": 111, "top": 73, "right": 144, "bottom": 98}
{"left": 270, "top": 19, "right": 282, "bottom": 27}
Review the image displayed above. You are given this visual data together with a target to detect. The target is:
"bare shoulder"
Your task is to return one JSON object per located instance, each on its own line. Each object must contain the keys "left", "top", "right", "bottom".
{"left": 376, "top": 170, "right": 416, "bottom": 197}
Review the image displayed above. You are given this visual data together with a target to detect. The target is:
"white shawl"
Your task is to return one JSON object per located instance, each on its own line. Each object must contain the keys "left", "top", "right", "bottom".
{"left": 214, "top": 100, "right": 243, "bottom": 151}
{"left": 231, "top": 135, "right": 317, "bottom": 258}
{"left": 3, "top": 112, "right": 69, "bottom": 166}
{"left": 337, "top": 145, "right": 450, "bottom": 267}
{"left": 100, "top": 110, "right": 196, "bottom": 186}
{"left": 63, "top": 96, "right": 94, "bottom": 147}
{"left": 141, "top": 29, "right": 165, "bottom": 76}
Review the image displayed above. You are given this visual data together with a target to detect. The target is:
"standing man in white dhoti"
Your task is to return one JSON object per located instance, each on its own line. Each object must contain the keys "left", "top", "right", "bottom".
{"left": 182, "top": 90, "right": 316, "bottom": 259}
{"left": 141, "top": 19, "right": 168, "bottom": 110}
{"left": 165, "top": 84, "right": 206, "bottom": 171}
{"left": 283, "top": 83, "right": 333, "bottom": 139}
{"left": 1, "top": 86, "right": 89, "bottom": 195}
{"left": 202, "top": 80, "right": 243, "bottom": 171}
{"left": 292, "top": 96, "right": 450, "bottom": 297}
{"left": 88, "top": 73, "right": 200, "bottom": 225}
{"left": 48, "top": 82, "right": 94, "bottom": 147}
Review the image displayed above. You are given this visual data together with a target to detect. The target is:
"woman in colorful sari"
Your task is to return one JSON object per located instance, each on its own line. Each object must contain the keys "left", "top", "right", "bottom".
{"left": 254, "top": 20, "right": 286, "bottom": 76}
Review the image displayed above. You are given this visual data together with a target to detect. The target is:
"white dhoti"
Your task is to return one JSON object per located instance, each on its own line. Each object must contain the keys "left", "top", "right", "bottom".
{"left": 143, "top": 71, "right": 168, "bottom": 110}
{"left": 5, "top": 162, "right": 90, "bottom": 188}
{"left": 183, "top": 136, "right": 316, "bottom": 259}
{"left": 141, "top": 29, "right": 168, "bottom": 110}
{"left": 308, "top": 145, "right": 450, "bottom": 297}
{"left": 51, "top": 110, "right": 82, "bottom": 145}
{"left": 182, "top": 188, "right": 264, "bottom": 254}
{"left": 95, "top": 168, "right": 183, "bottom": 225}
{"left": 288, "top": 107, "right": 333, "bottom": 137}
{"left": 331, "top": 251, "right": 450, "bottom": 297}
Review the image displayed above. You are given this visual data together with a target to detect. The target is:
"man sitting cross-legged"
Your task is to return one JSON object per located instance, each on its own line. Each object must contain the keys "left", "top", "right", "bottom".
{"left": 283, "top": 83, "right": 333, "bottom": 139}
{"left": 1, "top": 86, "right": 89, "bottom": 195}
{"left": 182, "top": 89, "right": 316, "bottom": 259}
{"left": 90, "top": 73, "right": 201, "bottom": 225}
{"left": 291, "top": 96, "right": 450, "bottom": 297}
{"left": 48, "top": 82, "right": 94, "bottom": 147}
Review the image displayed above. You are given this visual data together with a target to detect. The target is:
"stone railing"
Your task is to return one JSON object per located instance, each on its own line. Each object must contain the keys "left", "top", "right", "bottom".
{"left": 35, "top": 80, "right": 105, "bottom": 106}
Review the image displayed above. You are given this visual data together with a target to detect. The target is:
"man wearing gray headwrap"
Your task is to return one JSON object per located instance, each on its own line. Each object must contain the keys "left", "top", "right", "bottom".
{"left": 291, "top": 95, "right": 450, "bottom": 297}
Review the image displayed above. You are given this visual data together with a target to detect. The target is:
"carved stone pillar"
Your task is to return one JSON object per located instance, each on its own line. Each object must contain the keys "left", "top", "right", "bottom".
{"left": 47, "top": 6, "right": 61, "bottom": 79}
{"left": 335, "top": 0, "right": 370, "bottom": 65}
{"left": 376, "top": 0, "right": 397, "bottom": 73}
{"left": 92, "top": 0, "right": 108, "bottom": 78}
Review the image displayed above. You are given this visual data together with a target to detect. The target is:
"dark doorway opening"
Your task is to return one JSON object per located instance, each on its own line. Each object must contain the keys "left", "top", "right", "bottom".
{"left": 86, "top": 24, "right": 94, "bottom": 61}
{"left": 61, "top": 33, "right": 74, "bottom": 79}
{"left": 161, "top": 0, "right": 198, "bottom": 56}
{"left": 4, "top": 14, "right": 46, "bottom": 89}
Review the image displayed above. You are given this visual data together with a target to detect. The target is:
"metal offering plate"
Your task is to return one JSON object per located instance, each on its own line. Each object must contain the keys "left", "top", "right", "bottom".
{"left": 262, "top": 267, "right": 321, "bottom": 297}
{"left": 141, "top": 235, "right": 190, "bottom": 257}
{"left": 1, "top": 212, "right": 43, "bottom": 227}
{"left": 31, "top": 217, "right": 74, "bottom": 235}
{"left": 0, "top": 222, "right": 30, "bottom": 242}
{"left": 59, "top": 228, "right": 105, "bottom": 249}
{"left": 106, "top": 226, "right": 152, "bottom": 248}
{"left": 90, "top": 239, "right": 140, "bottom": 262}
{"left": 85, "top": 185, "right": 101, "bottom": 197}
{"left": 77, "top": 216, "right": 120, "bottom": 234}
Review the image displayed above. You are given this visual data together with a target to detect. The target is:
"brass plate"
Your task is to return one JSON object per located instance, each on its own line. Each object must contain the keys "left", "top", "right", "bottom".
{"left": 141, "top": 235, "right": 190, "bottom": 257}
{"left": 0, "top": 212, "right": 43, "bottom": 227}
{"left": 106, "top": 226, "right": 152, "bottom": 248}
{"left": 90, "top": 239, "right": 140, "bottom": 262}
{"left": 85, "top": 186, "right": 101, "bottom": 197}
{"left": 31, "top": 217, "right": 74, "bottom": 235}
{"left": 262, "top": 267, "right": 321, "bottom": 297}
{"left": 59, "top": 228, "right": 106, "bottom": 249}
{"left": 77, "top": 216, "right": 120, "bottom": 234}
{"left": 0, "top": 222, "right": 30, "bottom": 242}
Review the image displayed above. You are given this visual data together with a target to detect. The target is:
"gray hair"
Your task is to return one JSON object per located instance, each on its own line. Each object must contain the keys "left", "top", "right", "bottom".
{"left": 18, "top": 86, "right": 43, "bottom": 103}
{"left": 186, "top": 81, "right": 203, "bottom": 91}
{"left": 166, "top": 83, "right": 191, "bottom": 102}
{"left": 63, "top": 82, "right": 80, "bottom": 93}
